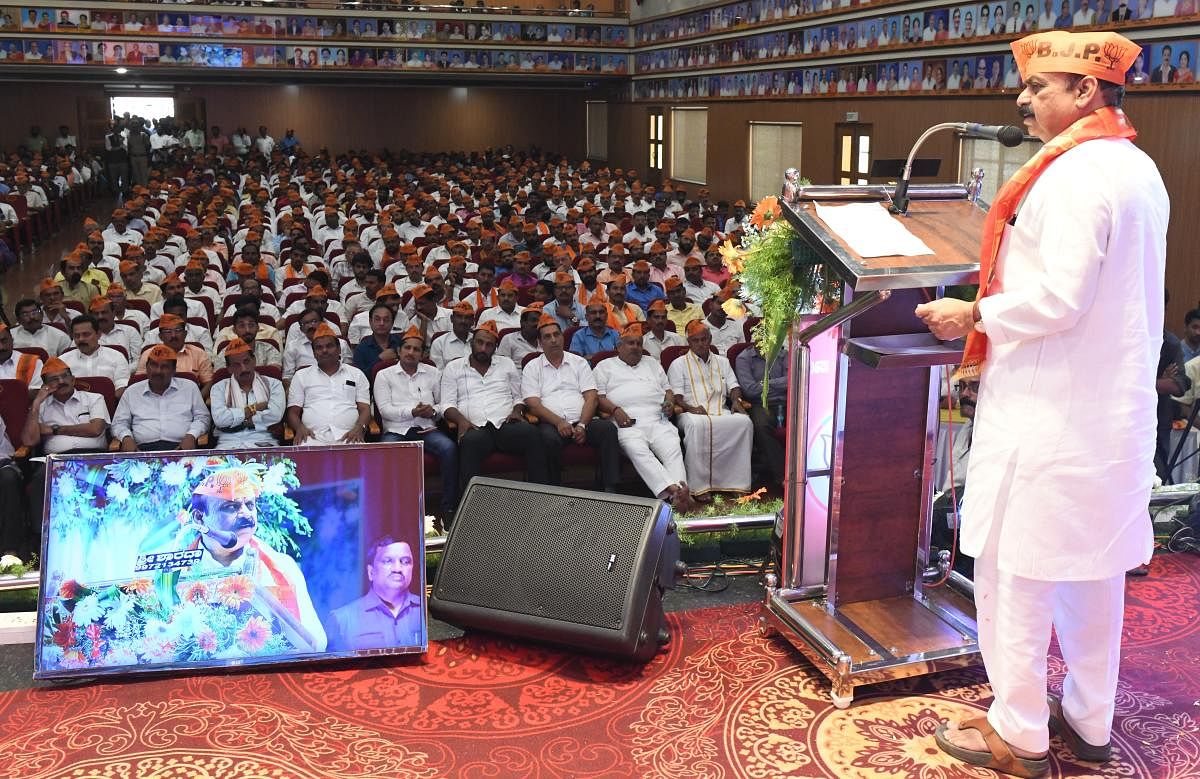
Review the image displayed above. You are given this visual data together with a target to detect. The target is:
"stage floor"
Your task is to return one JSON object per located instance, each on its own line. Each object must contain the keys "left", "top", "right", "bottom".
{"left": 2, "top": 556, "right": 1199, "bottom": 777}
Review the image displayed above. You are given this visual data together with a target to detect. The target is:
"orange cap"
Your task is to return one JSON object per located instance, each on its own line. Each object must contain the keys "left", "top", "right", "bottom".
{"left": 1012, "top": 30, "right": 1140, "bottom": 83}
{"left": 474, "top": 320, "right": 500, "bottom": 340}
{"left": 223, "top": 338, "right": 253, "bottom": 358}
{"left": 685, "top": 319, "right": 708, "bottom": 337}
{"left": 41, "top": 356, "right": 69, "bottom": 377}
{"left": 537, "top": 313, "right": 560, "bottom": 331}
{"left": 311, "top": 322, "right": 339, "bottom": 342}
{"left": 146, "top": 344, "right": 178, "bottom": 363}
{"left": 193, "top": 469, "right": 261, "bottom": 500}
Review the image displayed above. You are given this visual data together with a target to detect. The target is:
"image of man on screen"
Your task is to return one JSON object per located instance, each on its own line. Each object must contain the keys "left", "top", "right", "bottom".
{"left": 325, "top": 536, "right": 424, "bottom": 651}
{"left": 179, "top": 469, "right": 328, "bottom": 652}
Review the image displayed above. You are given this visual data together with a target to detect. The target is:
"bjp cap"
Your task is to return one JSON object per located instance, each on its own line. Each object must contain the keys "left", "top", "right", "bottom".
{"left": 647, "top": 299, "right": 668, "bottom": 313}
{"left": 311, "top": 322, "right": 339, "bottom": 342}
{"left": 410, "top": 283, "right": 435, "bottom": 299}
{"left": 159, "top": 313, "right": 185, "bottom": 330}
{"left": 685, "top": 319, "right": 709, "bottom": 337}
{"left": 194, "top": 469, "right": 262, "bottom": 500}
{"left": 146, "top": 344, "right": 177, "bottom": 363}
{"left": 452, "top": 300, "right": 475, "bottom": 316}
{"left": 223, "top": 338, "right": 253, "bottom": 358}
{"left": 41, "top": 356, "right": 69, "bottom": 377}
{"left": 401, "top": 324, "right": 424, "bottom": 344}
{"left": 1011, "top": 30, "right": 1140, "bottom": 83}
{"left": 664, "top": 277, "right": 683, "bottom": 291}
{"left": 537, "top": 313, "right": 561, "bottom": 331}
{"left": 474, "top": 320, "right": 500, "bottom": 340}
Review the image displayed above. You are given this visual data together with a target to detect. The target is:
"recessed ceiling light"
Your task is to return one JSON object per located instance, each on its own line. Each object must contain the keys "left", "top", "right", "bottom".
{"left": 115, "top": 67, "right": 128, "bottom": 74}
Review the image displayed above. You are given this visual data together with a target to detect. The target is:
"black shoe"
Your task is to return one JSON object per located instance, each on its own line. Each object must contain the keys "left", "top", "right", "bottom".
{"left": 1126, "top": 565, "right": 1149, "bottom": 577}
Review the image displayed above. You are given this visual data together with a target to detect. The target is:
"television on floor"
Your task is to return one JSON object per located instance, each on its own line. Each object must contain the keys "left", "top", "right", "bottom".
{"left": 34, "top": 444, "right": 427, "bottom": 679}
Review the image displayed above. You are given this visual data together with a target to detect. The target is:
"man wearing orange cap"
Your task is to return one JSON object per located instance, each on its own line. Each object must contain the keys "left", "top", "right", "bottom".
{"left": 137, "top": 313, "right": 214, "bottom": 394}
{"left": 119, "top": 258, "right": 163, "bottom": 306}
{"left": 441, "top": 321, "right": 549, "bottom": 491}
{"left": 54, "top": 251, "right": 106, "bottom": 303}
{"left": 723, "top": 200, "right": 749, "bottom": 235}
{"left": 548, "top": 271, "right": 587, "bottom": 331}
{"left": 477, "top": 277, "right": 525, "bottom": 331}
{"left": 210, "top": 338, "right": 285, "bottom": 449}
{"left": 569, "top": 296, "right": 619, "bottom": 358}
{"left": 36, "top": 278, "right": 70, "bottom": 330}
{"left": 914, "top": 31, "right": 1167, "bottom": 776}
{"left": 701, "top": 296, "right": 747, "bottom": 354}
{"left": 0, "top": 322, "right": 43, "bottom": 395}
{"left": 10, "top": 298, "right": 70, "bottom": 356}
{"left": 626, "top": 260, "right": 668, "bottom": 312}
{"left": 593, "top": 322, "right": 693, "bottom": 512}
{"left": 663, "top": 277, "right": 703, "bottom": 333}
{"left": 19, "top": 357, "right": 111, "bottom": 550}
{"left": 642, "top": 300, "right": 686, "bottom": 360}
{"left": 498, "top": 305, "right": 544, "bottom": 364}
{"left": 283, "top": 308, "right": 351, "bottom": 381}
{"left": 102, "top": 208, "right": 142, "bottom": 247}
{"left": 668, "top": 319, "right": 753, "bottom": 498}
{"left": 682, "top": 256, "right": 720, "bottom": 303}
{"left": 523, "top": 314, "right": 622, "bottom": 491}
{"left": 63, "top": 313, "right": 131, "bottom": 393}
{"left": 376, "top": 324, "right": 459, "bottom": 518}
{"left": 286, "top": 322, "right": 371, "bottom": 445}
{"left": 603, "top": 278, "right": 646, "bottom": 331}
{"left": 409, "top": 283, "right": 453, "bottom": 344}
{"left": 112, "top": 344, "right": 210, "bottom": 451}
{"left": 430, "top": 301, "right": 476, "bottom": 369}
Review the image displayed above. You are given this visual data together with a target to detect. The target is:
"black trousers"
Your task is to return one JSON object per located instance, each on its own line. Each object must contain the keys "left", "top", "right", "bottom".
{"left": 0, "top": 460, "right": 25, "bottom": 554}
{"left": 459, "top": 421, "right": 548, "bottom": 490}
{"left": 749, "top": 404, "right": 787, "bottom": 484}
{"left": 535, "top": 418, "right": 621, "bottom": 491}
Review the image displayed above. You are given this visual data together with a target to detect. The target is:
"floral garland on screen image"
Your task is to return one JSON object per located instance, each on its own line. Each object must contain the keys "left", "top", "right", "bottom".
{"left": 41, "top": 574, "right": 299, "bottom": 671}
{"left": 47, "top": 454, "right": 311, "bottom": 558}
{"left": 721, "top": 190, "right": 842, "bottom": 383}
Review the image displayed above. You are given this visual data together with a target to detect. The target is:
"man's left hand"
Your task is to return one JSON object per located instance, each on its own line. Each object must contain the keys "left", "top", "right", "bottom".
{"left": 340, "top": 425, "right": 366, "bottom": 443}
{"left": 915, "top": 298, "right": 976, "bottom": 341}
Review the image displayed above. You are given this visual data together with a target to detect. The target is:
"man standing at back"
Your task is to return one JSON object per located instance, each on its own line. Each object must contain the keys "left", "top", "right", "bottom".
{"left": 916, "top": 30, "right": 1169, "bottom": 778}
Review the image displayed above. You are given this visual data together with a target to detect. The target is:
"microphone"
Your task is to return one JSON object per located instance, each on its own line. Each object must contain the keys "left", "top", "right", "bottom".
{"left": 962, "top": 123, "right": 1025, "bottom": 147}
{"left": 890, "top": 122, "right": 1026, "bottom": 215}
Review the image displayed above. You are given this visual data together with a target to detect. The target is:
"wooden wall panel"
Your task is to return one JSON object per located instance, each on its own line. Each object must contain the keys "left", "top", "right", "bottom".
{"left": 609, "top": 91, "right": 1199, "bottom": 327}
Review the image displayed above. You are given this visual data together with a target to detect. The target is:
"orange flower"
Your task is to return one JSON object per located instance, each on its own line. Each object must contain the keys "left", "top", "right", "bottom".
{"left": 217, "top": 575, "right": 253, "bottom": 608}
{"left": 750, "top": 196, "right": 781, "bottom": 229}
{"left": 718, "top": 239, "right": 747, "bottom": 275}
{"left": 737, "top": 487, "right": 768, "bottom": 504}
{"left": 722, "top": 298, "right": 748, "bottom": 320}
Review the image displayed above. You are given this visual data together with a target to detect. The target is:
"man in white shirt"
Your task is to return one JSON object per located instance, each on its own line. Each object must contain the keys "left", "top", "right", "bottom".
{"left": 477, "top": 278, "right": 525, "bottom": 331}
{"left": 681, "top": 257, "right": 720, "bottom": 303}
{"left": 642, "top": 300, "right": 686, "bottom": 360}
{"left": 286, "top": 323, "right": 371, "bottom": 445}
{"left": 102, "top": 208, "right": 142, "bottom": 246}
{"left": 111, "top": 344, "right": 210, "bottom": 451}
{"left": 430, "top": 301, "right": 475, "bottom": 369}
{"left": 90, "top": 297, "right": 140, "bottom": 365}
{"left": 522, "top": 314, "right": 621, "bottom": 491}
{"left": 20, "top": 357, "right": 111, "bottom": 546}
{"left": 62, "top": 314, "right": 131, "bottom": 394}
{"left": 209, "top": 339, "right": 284, "bottom": 449}
{"left": 253, "top": 126, "right": 276, "bottom": 156}
{"left": 9, "top": 298, "right": 71, "bottom": 356}
{"left": 375, "top": 325, "right": 459, "bottom": 517}
{"left": 593, "top": 323, "right": 694, "bottom": 512}
{"left": 441, "top": 321, "right": 549, "bottom": 493}
{"left": 498, "top": 305, "right": 544, "bottom": 364}
{"left": 668, "top": 320, "right": 754, "bottom": 497}
{"left": 703, "top": 299, "right": 746, "bottom": 354}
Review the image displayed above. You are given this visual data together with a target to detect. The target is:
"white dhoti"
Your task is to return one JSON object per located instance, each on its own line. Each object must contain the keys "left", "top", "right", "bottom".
{"left": 617, "top": 417, "right": 687, "bottom": 497}
{"left": 975, "top": 537, "right": 1126, "bottom": 754}
{"left": 675, "top": 411, "right": 752, "bottom": 495}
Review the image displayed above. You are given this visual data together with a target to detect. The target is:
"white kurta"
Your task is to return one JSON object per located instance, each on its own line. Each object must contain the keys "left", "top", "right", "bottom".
{"left": 667, "top": 351, "right": 753, "bottom": 495}
{"left": 964, "top": 138, "right": 1168, "bottom": 581}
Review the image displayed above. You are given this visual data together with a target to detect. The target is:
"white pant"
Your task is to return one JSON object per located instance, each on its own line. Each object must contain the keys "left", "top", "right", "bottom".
{"left": 975, "top": 540, "right": 1126, "bottom": 753}
{"left": 617, "top": 418, "right": 687, "bottom": 498}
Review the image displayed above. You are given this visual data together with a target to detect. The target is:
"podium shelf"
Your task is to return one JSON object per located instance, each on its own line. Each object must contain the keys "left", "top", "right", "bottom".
{"left": 845, "top": 334, "right": 965, "bottom": 369}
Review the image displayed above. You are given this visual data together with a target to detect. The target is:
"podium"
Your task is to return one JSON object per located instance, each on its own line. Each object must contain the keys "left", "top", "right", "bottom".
{"left": 760, "top": 184, "right": 985, "bottom": 707}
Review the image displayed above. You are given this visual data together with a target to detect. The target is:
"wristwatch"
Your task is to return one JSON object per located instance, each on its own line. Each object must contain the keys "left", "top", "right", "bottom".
{"left": 51, "top": 424, "right": 60, "bottom": 435}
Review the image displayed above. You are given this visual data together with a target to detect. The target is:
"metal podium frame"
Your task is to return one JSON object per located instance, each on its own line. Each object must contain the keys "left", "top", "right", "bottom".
{"left": 759, "top": 184, "right": 985, "bottom": 708}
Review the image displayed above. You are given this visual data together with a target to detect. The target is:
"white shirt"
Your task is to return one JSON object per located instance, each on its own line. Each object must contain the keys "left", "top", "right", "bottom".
{"left": 705, "top": 318, "right": 745, "bottom": 354}
{"left": 668, "top": 351, "right": 740, "bottom": 415}
{"left": 593, "top": 356, "right": 671, "bottom": 421}
{"left": 10, "top": 324, "right": 71, "bottom": 356}
{"left": 375, "top": 362, "right": 441, "bottom": 434}
{"left": 683, "top": 278, "right": 721, "bottom": 303}
{"left": 253, "top": 134, "right": 276, "bottom": 155}
{"left": 98, "top": 325, "right": 139, "bottom": 364}
{"left": 430, "top": 331, "right": 471, "bottom": 369}
{"left": 61, "top": 346, "right": 130, "bottom": 390}
{"left": 521, "top": 351, "right": 595, "bottom": 424}
{"left": 111, "top": 378, "right": 210, "bottom": 444}
{"left": 282, "top": 337, "right": 351, "bottom": 379}
{"left": 102, "top": 226, "right": 142, "bottom": 246}
{"left": 209, "top": 373, "right": 285, "bottom": 448}
{"left": 440, "top": 355, "right": 522, "bottom": 427}
{"left": 477, "top": 305, "right": 524, "bottom": 331}
{"left": 348, "top": 308, "right": 410, "bottom": 346}
{"left": 37, "top": 389, "right": 109, "bottom": 453}
{"left": 287, "top": 363, "right": 370, "bottom": 439}
{"left": 498, "top": 331, "right": 541, "bottom": 364}
{"left": 642, "top": 329, "right": 686, "bottom": 360}
{"left": 0, "top": 351, "right": 43, "bottom": 388}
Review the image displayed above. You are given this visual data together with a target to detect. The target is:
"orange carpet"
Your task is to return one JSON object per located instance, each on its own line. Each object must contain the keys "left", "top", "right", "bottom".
{"left": 1, "top": 553, "right": 1199, "bottom": 777}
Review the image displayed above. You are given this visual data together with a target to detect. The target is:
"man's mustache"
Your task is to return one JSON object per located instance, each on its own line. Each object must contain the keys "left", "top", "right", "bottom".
{"left": 1018, "top": 106, "right": 1035, "bottom": 119}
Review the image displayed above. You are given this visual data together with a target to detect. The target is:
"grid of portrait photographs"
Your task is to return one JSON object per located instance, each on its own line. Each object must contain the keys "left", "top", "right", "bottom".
{"left": 0, "top": 37, "right": 630, "bottom": 72}
{"left": 631, "top": 39, "right": 1195, "bottom": 98}
{"left": 636, "top": 0, "right": 1198, "bottom": 44}
{"left": 0, "top": 8, "right": 627, "bottom": 46}
{"left": 635, "top": 0, "right": 1198, "bottom": 73}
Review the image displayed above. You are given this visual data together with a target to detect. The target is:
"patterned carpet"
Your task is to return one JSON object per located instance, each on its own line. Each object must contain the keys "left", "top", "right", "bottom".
{"left": 1, "top": 553, "right": 1198, "bottom": 778}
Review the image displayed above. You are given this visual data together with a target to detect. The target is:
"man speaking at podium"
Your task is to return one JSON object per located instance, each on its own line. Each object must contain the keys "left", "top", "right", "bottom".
{"left": 914, "top": 30, "right": 1168, "bottom": 778}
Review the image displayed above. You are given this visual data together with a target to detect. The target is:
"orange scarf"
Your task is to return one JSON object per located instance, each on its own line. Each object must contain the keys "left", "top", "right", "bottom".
{"left": 956, "top": 106, "right": 1136, "bottom": 380}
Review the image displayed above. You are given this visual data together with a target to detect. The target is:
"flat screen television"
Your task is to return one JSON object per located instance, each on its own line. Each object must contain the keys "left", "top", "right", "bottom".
{"left": 34, "top": 443, "right": 427, "bottom": 679}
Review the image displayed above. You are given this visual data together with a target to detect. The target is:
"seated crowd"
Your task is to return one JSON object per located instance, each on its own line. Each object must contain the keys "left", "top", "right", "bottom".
{"left": 0, "top": 138, "right": 791, "bottom": 558}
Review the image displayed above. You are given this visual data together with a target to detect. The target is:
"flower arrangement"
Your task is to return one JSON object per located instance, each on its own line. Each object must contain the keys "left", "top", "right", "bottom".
{"left": 40, "top": 573, "right": 298, "bottom": 671}
{"left": 721, "top": 192, "right": 843, "bottom": 376}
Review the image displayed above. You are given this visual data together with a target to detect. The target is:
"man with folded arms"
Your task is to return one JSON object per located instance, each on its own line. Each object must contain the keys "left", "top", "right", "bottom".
{"left": 210, "top": 339, "right": 284, "bottom": 449}
{"left": 286, "top": 322, "right": 371, "bottom": 446}
{"left": 593, "top": 323, "right": 693, "bottom": 512}
{"left": 112, "top": 344, "right": 210, "bottom": 451}
{"left": 376, "top": 325, "right": 459, "bottom": 518}
{"left": 21, "top": 357, "right": 110, "bottom": 547}
{"left": 441, "top": 320, "right": 548, "bottom": 490}
{"left": 523, "top": 314, "right": 621, "bottom": 491}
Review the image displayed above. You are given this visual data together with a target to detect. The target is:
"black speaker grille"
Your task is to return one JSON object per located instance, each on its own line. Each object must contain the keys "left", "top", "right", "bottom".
{"left": 435, "top": 482, "right": 656, "bottom": 630}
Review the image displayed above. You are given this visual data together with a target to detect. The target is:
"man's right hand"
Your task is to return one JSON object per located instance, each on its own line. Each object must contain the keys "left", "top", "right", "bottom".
{"left": 612, "top": 408, "right": 633, "bottom": 428}
{"left": 32, "top": 384, "right": 54, "bottom": 406}
{"left": 456, "top": 421, "right": 477, "bottom": 442}
{"left": 293, "top": 426, "right": 312, "bottom": 446}
{"left": 412, "top": 403, "right": 436, "bottom": 418}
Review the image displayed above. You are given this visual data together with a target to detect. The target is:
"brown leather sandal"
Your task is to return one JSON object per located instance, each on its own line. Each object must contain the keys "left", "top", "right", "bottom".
{"left": 1047, "top": 694, "right": 1112, "bottom": 762}
{"left": 934, "top": 717, "right": 1050, "bottom": 778}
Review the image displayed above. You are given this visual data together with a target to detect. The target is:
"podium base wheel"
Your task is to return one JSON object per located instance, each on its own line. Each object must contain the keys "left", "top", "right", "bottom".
{"left": 830, "top": 687, "right": 853, "bottom": 709}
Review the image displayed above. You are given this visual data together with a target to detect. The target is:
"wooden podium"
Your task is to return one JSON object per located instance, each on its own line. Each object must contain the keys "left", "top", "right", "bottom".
{"left": 760, "top": 184, "right": 985, "bottom": 707}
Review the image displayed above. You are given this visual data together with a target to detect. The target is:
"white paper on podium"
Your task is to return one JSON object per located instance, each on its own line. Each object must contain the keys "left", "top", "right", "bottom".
{"left": 813, "top": 202, "right": 935, "bottom": 258}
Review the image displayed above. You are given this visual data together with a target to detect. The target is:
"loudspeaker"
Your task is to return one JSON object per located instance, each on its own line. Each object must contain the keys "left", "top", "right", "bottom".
{"left": 430, "top": 477, "right": 680, "bottom": 662}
